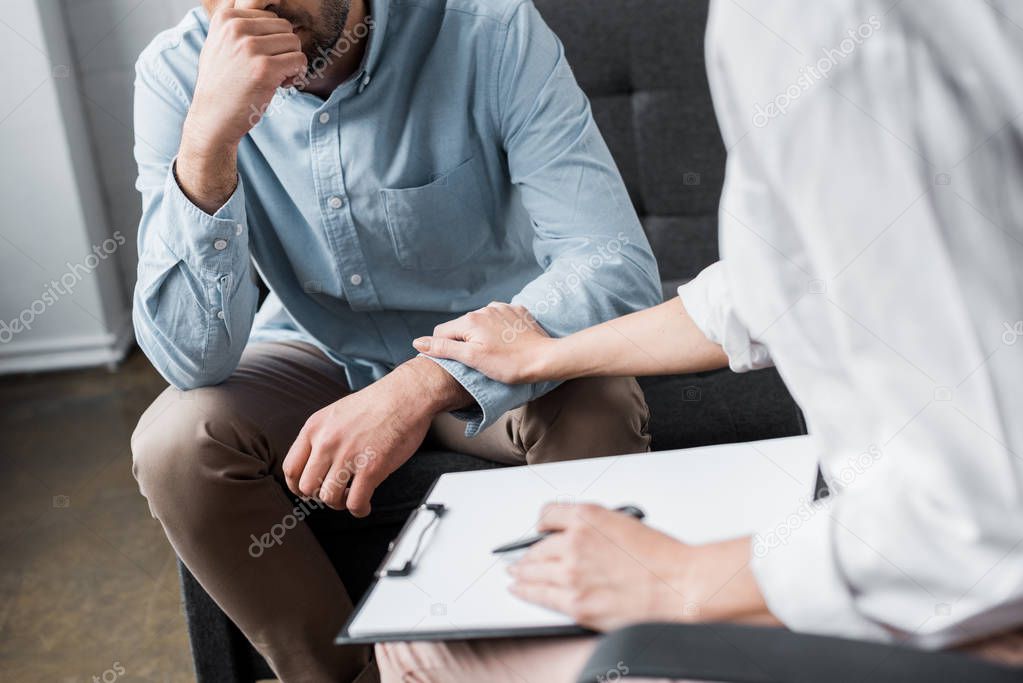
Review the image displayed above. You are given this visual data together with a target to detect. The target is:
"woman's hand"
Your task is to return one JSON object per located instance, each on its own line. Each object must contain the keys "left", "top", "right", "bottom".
{"left": 413, "top": 303, "right": 559, "bottom": 384}
{"left": 507, "top": 504, "right": 777, "bottom": 632}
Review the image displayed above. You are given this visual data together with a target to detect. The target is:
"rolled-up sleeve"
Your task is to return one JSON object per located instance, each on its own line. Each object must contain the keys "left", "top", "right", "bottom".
{"left": 433, "top": 0, "right": 662, "bottom": 436}
{"left": 132, "top": 49, "right": 258, "bottom": 389}
{"left": 678, "top": 261, "right": 774, "bottom": 372}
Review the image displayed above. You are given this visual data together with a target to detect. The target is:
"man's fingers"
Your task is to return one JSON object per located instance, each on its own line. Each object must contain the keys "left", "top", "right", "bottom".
{"left": 346, "top": 470, "right": 382, "bottom": 518}
{"left": 265, "top": 52, "right": 308, "bottom": 81}
{"left": 213, "top": 6, "right": 280, "bottom": 22}
{"left": 282, "top": 429, "right": 312, "bottom": 495}
{"left": 318, "top": 462, "right": 354, "bottom": 510}
{"left": 412, "top": 336, "right": 476, "bottom": 364}
{"left": 226, "top": 16, "right": 295, "bottom": 36}
{"left": 296, "top": 444, "right": 333, "bottom": 498}
{"left": 230, "top": 0, "right": 277, "bottom": 12}
{"left": 242, "top": 28, "right": 303, "bottom": 51}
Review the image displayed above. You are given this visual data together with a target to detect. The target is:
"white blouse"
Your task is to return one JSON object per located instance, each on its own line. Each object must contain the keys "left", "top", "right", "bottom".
{"left": 681, "top": 0, "right": 1023, "bottom": 648}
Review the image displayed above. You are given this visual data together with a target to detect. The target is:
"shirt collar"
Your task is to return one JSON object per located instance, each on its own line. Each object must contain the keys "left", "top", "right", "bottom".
{"left": 362, "top": 0, "right": 389, "bottom": 83}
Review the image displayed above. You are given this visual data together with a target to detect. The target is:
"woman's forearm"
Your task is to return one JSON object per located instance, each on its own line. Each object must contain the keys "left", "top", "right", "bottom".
{"left": 542, "top": 297, "right": 729, "bottom": 381}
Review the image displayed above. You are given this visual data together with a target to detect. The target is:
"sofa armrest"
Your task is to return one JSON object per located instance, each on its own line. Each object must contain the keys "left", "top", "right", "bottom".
{"left": 575, "top": 623, "right": 1020, "bottom": 683}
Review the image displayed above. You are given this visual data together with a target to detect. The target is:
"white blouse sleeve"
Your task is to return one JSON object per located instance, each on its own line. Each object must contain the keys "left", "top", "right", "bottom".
{"left": 678, "top": 262, "right": 774, "bottom": 373}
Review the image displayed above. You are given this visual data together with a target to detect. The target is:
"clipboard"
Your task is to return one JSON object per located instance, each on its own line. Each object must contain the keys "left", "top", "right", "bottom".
{"left": 337, "top": 435, "right": 820, "bottom": 645}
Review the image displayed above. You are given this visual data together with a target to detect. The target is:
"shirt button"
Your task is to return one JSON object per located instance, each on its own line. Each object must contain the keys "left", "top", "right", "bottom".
{"left": 329, "top": 196, "right": 344, "bottom": 209}
{"left": 213, "top": 239, "right": 228, "bottom": 251}
{"left": 349, "top": 274, "right": 363, "bottom": 286}
{"left": 216, "top": 310, "right": 225, "bottom": 320}
{"left": 319, "top": 112, "right": 331, "bottom": 124}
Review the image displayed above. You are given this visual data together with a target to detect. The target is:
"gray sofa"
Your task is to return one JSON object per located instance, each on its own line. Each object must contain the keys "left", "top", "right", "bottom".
{"left": 177, "top": 1, "right": 805, "bottom": 680}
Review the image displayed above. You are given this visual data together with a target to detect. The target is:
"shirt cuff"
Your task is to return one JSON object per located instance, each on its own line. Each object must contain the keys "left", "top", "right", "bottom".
{"left": 159, "top": 157, "right": 249, "bottom": 271}
{"left": 751, "top": 502, "right": 892, "bottom": 642}
{"left": 422, "top": 355, "right": 535, "bottom": 437}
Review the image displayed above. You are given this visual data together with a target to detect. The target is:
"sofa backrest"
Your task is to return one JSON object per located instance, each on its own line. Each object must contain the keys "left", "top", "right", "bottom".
{"left": 534, "top": 0, "right": 725, "bottom": 289}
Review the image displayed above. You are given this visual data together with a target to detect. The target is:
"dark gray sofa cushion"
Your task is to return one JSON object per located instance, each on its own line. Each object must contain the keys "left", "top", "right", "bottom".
{"left": 537, "top": 0, "right": 726, "bottom": 283}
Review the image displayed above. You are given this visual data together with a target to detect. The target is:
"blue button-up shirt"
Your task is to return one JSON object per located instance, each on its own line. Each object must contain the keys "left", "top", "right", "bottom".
{"left": 132, "top": 0, "right": 661, "bottom": 435}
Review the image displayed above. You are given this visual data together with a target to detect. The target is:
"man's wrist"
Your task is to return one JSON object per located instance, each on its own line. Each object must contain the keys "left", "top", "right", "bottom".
{"left": 401, "top": 355, "right": 475, "bottom": 415}
{"left": 177, "top": 120, "right": 240, "bottom": 214}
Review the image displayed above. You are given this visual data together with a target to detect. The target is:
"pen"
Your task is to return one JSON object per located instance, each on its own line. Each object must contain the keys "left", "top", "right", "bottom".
{"left": 491, "top": 505, "right": 646, "bottom": 554}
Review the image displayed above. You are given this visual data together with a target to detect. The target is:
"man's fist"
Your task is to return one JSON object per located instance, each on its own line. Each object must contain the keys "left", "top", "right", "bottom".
{"left": 185, "top": 5, "right": 307, "bottom": 151}
{"left": 282, "top": 357, "right": 472, "bottom": 518}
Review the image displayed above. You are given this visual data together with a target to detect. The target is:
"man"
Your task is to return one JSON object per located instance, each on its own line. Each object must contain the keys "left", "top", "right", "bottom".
{"left": 128, "top": 0, "right": 661, "bottom": 680}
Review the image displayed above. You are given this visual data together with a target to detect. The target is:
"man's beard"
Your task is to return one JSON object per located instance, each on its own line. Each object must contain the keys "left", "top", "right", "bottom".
{"left": 275, "top": 1, "right": 352, "bottom": 77}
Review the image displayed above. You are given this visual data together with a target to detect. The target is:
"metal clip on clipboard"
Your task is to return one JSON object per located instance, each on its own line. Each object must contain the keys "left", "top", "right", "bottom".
{"left": 377, "top": 502, "right": 447, "bottom": 578}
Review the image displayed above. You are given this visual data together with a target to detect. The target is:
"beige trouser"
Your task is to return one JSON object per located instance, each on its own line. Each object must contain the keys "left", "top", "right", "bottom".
{"left": 130, "top": 341, "right": 650, "bottom": 683}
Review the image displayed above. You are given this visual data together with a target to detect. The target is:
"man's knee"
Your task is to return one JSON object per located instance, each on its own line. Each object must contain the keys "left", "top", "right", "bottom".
{"left": 521, "top": 376, "right": 651, "bottom": 464}
{"left": 131, "top": 384, "right": 260, "bottom": 513}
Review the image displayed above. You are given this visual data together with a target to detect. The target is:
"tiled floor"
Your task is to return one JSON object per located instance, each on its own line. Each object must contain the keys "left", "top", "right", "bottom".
{"left": 0, "top": 349, "right": 195, "bottom": 682}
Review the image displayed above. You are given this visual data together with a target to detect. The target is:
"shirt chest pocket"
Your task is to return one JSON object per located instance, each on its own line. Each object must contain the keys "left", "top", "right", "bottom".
{"left": 379, "top": 157, "right": 492, "bottom": 271}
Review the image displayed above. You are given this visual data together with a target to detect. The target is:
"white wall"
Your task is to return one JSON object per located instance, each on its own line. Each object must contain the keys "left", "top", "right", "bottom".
{"left": 0, "top": 0, "right": 198, "bottom": 373}
{"left": 61, "top": 0, "right": 200, "bottom": 290}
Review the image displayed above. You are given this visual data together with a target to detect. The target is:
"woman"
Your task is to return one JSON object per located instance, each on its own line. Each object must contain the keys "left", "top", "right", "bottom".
{"left": 377, "top": 0, "right": 1023, "bottom": 679}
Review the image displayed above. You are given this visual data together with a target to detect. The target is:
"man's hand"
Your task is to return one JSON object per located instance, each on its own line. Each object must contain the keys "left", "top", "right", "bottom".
{"left": 282, "top": 357, "right": 472, "bottom": 517}
{"left": 508, "top": 504, "right": 778, "bottom": 631}
{"left": 177, "top": 2, "right": 307, "bottom": 212}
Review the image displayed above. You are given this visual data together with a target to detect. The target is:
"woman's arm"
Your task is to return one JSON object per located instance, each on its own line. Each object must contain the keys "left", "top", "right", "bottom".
{"left": 413, "top": 298, "right": 728, "bottom": 384}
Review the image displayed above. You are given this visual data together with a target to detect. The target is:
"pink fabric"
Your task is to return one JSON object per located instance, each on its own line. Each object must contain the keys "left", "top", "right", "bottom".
{"left": 376, "top": 636, "right": 679, "bottom": 683}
